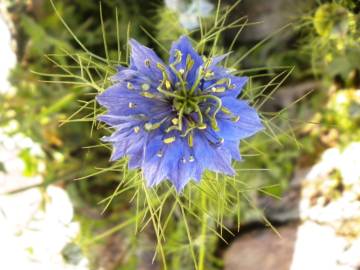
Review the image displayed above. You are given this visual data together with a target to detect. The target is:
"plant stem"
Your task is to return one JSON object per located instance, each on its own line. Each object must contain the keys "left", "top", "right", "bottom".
{"left": 198, "top": 190, "right": 208, "bottom": 270}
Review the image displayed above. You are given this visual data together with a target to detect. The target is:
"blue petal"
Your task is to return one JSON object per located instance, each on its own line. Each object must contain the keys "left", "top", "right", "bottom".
{"left": 98, "top": 114, "right": 142, "bottom": 126}
{"left": 111, "top": 69, "right": 158, "bottom": 93}
{"left": 142, "top": 134, "right": 171, "bottom": 186}
{"left": 169, "top": 36, "right": 203, "bottom": 87}
{"left": 106, "top": 128, "right": 147, "bottom": 162}
{"left": 211, "top": 53, "right": 231, "bottom": 66}
{"left": 218, "top": 97, "right": 264, "bottom": 139}
{"left": 129, "top": 39, "right": 169, "bottom": 83}
{"left": 193, "top": 132, "right": 235, "bottom": 176}
{"left": 223, "top": 140, "right": 242, "bottom": 161}
{"left": 96, "top": 84, "right": 170, "bottom": 117}
{"left": 142, "top": 134, "right": 201, "bottom": 191}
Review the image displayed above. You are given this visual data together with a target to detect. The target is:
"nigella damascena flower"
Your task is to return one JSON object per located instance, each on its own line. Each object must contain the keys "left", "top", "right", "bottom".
{"left": 96, "top": 36, "right": 263, "bottom": 191}
{"left": 165, "top": 0, "right": 214, "bottom": 30}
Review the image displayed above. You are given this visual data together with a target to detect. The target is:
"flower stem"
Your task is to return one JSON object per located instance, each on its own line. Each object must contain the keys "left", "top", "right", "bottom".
{"left": 198, "top": 190, "right": 208, "bottom": 270}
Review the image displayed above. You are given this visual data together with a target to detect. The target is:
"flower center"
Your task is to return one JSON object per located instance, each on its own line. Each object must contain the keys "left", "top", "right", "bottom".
{"left": 143, "top": 50, "right": 240, "bottom": 148}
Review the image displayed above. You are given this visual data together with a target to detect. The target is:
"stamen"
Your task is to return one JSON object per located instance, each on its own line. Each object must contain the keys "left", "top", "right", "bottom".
{"left": 211, "top": 87, "right": 226, "bottom": 93}
{"left": 165, "top": 80, "right": 172, "bottom": 90}
{"left": 204, "top": 70, "right": 214, "bottom": 79}
{"left": 210, "top": 118, "right": 219, "bottom": 131}
{"left": 141, "top": 83, "right": 150, "bottom": 91}
{"left": 144, "top": 118, "right": 168, "bottom": 131}
{"left": 141, "top": 92, "right": 155, "bottom": 98}
{"left": 156, "top": 63, "right": 167, "bottom": 72}
{"left": 144, "top": 123, "right": 157, "bottom": 131}
{"left": 128, "top": 102, "right": 136, "bottom": 108}
{"left": 157, "top": 150, "right": 163, "bottom": 157}
{"left": 163, "top": 136, "right": 176, "bottom": 144}
{"left": 188, "top": 155, "right": 195, "bottom": 162}
{"left": 169, "top": 64, "right": 187, "bottom": 94}
{"left": 156, "top": 63, "right": 172, "bottom": 91}
{"left": 144, "top": 59, "right": 151, "bottom": 67}
{"left": 174, "top": 50, "right": 182, "bottom": 64}
{"left": 188, "top": 133, "right": 194, "bottom": 147}
{"left": 179, "top": 69, "right": 185, "bottom": 74}
{"left": 221, "top": 107, "right": 232, "bottom": 115}
{"left": 232, "top": 116, "right": 240, "bottom": 122}
{"left": 171, "top": 118, "right": 179, "bottom": 125}
{"left": 127, "top": 82, "right": 134, "bottom": 90}
{"left": 198, "top": 123, "right": 207, "bottom": 130}
{"left": 186, "top": 55, "right": 194, "bottom": 71}
{"left": 198, "top": 95, "right": 222, "bottom": 119}
{"left": 216, "top": 78, "right": 230, "bottom": 85}
{"left": 156, "top": 86, "right": 185, "bottom": 99}
{"left": 205, "top": 106, "right": 211, "bottom": 114}
{"left": 181, "top": 157, "right": 186, "bottom": 163}
{"left": 187, "top": 100, "right": 204, "bottom": 125}
{"left": 133, "top": 126, "right": 140, "bottom": 133}
{"left": 178, "top": 103, "right": 187, "bottom": 131}
{"left": 189, "top": 67, "right": 204, "bottom": 95}
{"left": 165, "top": 125, "right": 180, "bottom": 133}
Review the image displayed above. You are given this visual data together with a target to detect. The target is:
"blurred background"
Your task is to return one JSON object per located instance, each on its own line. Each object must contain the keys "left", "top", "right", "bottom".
{"left": 0, "top": 0, "right": 360, "bottom": 269}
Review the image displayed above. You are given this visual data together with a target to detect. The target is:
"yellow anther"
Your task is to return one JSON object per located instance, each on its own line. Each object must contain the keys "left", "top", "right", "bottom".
{"left": 216, "top": 78, "right": 229, "bottom": 85}
{"left": 133, "top": 126, "right": 140, "bottom": 133}
{"left": 156, "top": 63, "right": 166, "bottom": 72}
{"left": 232, "top": 116, "right": 240, "bottom": 122}
{"left": 221, "top": 107, "right": 232, "bottom": 115}
{"left": 171, "top": 118, "right": 179, "bottom": 125}
{"left": 179, "top": 69, "right": 185, "bottom": 74}
{"left": 198, "top": 123, "right": 207, "bottom": 130}
{"left": 188, "top": 133, "right": 193, "bottom": 147}
{"left": 205, "top": 106, "right": 211, "bottom": 114}
{"left": 127, "top": 82, "right": 134, "bottom": 90}
{"left": 186, "top": 55, "right": 194, "bottom": 71}
{"left": 144, "top": 59, "right": 151, "bottom": 67}
{"left": 165, "top": 80, "right": 171, "bottom": 90}
{"left": 211, "top": 87, "right": 226, "bottom": 93}
{"left": 163, "top": 136, "right": 176, "bottom": 144}
{"left": 141, "top": 92, "right": 155, "bottom": 98}
{"left": 204, "top": 70, "right": 214, "bottom": 79}
{"left": 175, "top": 50, "right": 182, "bottom": 63}
{"left": 141, "top": 83, "right": 150, "bottom": 91}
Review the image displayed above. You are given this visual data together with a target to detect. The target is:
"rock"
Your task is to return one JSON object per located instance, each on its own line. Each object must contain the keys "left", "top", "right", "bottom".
{"left": 224, "top": 223, "right": 298, "bottom": 270}
{"left": 0, "top": 186, "right": 88, "bottom": 270}
{"left": 225, "top": 142, "right": 360, "bottom": 270}
{"left": 224, "top": 220, "right": 360, "bottom": 270}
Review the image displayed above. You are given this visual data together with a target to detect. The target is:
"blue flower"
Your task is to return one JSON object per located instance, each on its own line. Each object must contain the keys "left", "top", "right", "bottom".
{"left": 97, "top": 36, "right": 263, "bottom": 191}
{"left": 165, "top": 0, "right": 214, "bottom": 30}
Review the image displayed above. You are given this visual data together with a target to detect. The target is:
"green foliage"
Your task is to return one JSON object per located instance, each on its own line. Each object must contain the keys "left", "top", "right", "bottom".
{"left": 300, "top": 1, "right": 360, "bottom": 79}
{"left": 2, "top": 0, "right": 331, "bottom": 269}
